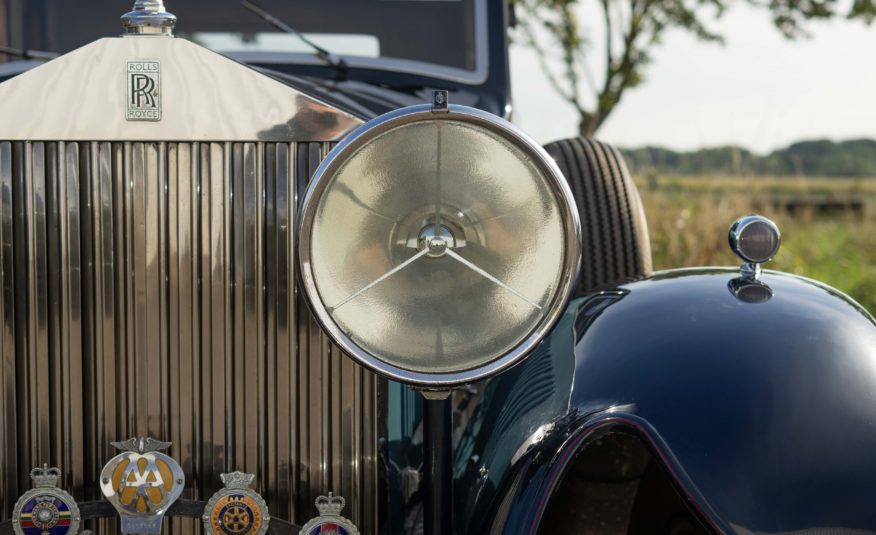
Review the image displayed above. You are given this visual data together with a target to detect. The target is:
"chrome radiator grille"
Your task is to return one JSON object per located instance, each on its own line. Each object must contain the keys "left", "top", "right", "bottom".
{"left": 0, "top": 141, "right": 379, "bottom": 533}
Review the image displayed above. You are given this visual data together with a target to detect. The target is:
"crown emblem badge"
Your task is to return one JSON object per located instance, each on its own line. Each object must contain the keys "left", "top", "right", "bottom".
{"left": 299, "top": 493, "right": 360, "bottom": 535}
{"left": 202, "top": 471, "right": 270, "bottom": 535}
{"left": 99, "top": 437, "right": 185, "bottom": 534}
{"left": 12, "top": 464, "right": 81, "bottom": 535}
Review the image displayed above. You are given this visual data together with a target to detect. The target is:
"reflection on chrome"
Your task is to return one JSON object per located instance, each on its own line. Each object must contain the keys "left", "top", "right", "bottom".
{"left": 728, "top": 277, "right": 774, "bottom": 304}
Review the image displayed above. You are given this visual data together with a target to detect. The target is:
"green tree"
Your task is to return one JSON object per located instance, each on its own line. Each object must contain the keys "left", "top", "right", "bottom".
{"left": 512, "top": 0, "right": 876, "bottom": 137}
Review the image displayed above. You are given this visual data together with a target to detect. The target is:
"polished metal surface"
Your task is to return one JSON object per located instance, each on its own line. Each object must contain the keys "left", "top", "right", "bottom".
{"left": 0, "top": 37, "right": 362, "bottom": 141}
{"left": 425, "top": 236, "right": 450, "bottom": 258}
{"left": 202, "top": 472, "right": 270, "bottom": 535}
{"left": 0, "top": 141, "right": 379, "bottom": 534}
{"left": 728, "top": 214, "right": 781, "bottom": 279}
{"left": 298, "top": 104, "right": 582, "bottom": 387}
{"left": 11, "top": 466, "right": 81, "bottom": 535}
{"left": 298, "top": 494, "right": 360, "bottom": 535}
{"left": 99, "top": 437, "right": 185, "bottom": 534}
{"left": 121, "top": 0, "right": 177, "bottom": 36}
{"left": 417, "top": 224, "right": 458, "bottom": 257}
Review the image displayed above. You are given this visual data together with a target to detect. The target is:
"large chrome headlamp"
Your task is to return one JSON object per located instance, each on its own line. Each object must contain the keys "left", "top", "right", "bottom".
{"left": 298, "top": 102, "right": 581, "bottom": 387}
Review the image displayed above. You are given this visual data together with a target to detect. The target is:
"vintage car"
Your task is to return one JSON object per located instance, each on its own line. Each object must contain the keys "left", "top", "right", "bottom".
{"left": 1, "top": 1, "right": 875, "bottom": 534}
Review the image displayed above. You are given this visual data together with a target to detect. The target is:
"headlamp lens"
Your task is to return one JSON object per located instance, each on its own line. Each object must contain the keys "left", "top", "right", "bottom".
{"left": 300, "top": 108, "right": 580, "bottom": 383}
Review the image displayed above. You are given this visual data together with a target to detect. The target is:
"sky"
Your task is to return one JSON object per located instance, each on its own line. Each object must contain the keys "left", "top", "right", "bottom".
{"left": 509, "top": 3, "right": 876, "bottom": 153}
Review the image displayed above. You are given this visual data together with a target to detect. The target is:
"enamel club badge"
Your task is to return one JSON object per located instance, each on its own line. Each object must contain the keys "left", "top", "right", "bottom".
{"left": 12, "top": 465, "right": 80, "bottom": 535}
{"left": 299, "top": 493, "right": 360, "bottom": 535}
{"left": 202, "top": 471, "right": 270, "bottom": 535}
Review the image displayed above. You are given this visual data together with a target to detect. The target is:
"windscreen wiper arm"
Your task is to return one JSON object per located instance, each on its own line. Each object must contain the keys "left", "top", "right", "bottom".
{"left": 241, "top": 0, "right": 348, "bottom": 78}
{"left": 0, "top": 46, "right": 58, "bottom": 61}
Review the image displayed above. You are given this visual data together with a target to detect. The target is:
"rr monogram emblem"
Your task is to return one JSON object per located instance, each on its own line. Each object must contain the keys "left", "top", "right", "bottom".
{"left": 126, "top": 61, "right": 161, "bottom": 121}
{"left": 130, "top": 74, "right": 156, "bottom": 108}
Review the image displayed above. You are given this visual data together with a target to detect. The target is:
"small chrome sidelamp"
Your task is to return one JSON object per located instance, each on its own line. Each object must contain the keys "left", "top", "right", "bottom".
{"left": 727, "top": 214, "right": 781, "bottom": 303}
{"left": 728, "top": 214, "right": 782, "bottom": 280}
{"left": 121, "top": 0, "right": 177, "bottom": 36}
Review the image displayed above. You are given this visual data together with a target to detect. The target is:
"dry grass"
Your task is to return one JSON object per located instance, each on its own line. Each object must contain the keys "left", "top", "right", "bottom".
{"left": 635, "top": 174, "right": 876, "bottom": 315}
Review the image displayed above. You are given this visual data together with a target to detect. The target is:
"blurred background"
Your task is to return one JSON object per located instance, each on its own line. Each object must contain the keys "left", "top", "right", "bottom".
{"left": 510, "top": 0, "right": 876, "bottom": 312}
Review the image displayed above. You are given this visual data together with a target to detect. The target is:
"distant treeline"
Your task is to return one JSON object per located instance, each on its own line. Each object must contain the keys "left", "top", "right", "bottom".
{"left": 621, "top": 139, "right": 876, "bottom": 177}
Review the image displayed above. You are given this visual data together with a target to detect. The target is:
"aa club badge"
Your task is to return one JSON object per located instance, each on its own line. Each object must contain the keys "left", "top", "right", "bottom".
{"left": 99, "top": 436, "right": 185, "bottom": 534}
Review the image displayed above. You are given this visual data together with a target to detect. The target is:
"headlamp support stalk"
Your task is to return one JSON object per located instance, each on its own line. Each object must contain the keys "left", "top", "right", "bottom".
{"left": 420, "top": 389, "right": 453, "bottom": 535}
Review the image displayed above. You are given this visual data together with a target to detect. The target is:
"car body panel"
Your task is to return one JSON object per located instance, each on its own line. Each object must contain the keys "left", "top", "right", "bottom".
{"left": 457, "top": 269, "right": 876, "bottom": 534}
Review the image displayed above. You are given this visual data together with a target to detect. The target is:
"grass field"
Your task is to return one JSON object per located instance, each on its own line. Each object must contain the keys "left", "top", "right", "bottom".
{"left": 634, "top": 174, "right": 876, "bottom": 315}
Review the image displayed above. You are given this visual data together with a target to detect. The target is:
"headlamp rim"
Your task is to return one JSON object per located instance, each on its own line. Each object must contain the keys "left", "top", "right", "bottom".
{"left": 297, "top": 103, "right": 582, "bottom": 388}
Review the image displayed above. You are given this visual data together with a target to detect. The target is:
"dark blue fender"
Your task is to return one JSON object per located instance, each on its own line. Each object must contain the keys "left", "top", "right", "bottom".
{"left": 454, "top": 268, "right": 876, "bottom": 534}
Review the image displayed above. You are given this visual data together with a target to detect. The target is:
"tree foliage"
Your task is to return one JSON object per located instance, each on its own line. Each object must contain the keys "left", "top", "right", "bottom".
{"left": 511, "top": 0, "right": 876, "bottom": 137}
{"left": 623, "top": 138, "right": 876, "bottom": 176}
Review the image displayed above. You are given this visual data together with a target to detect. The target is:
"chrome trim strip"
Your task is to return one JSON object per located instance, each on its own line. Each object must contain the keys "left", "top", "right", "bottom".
{"left": 0, "top": 142, "right": 380, "bottom": 534}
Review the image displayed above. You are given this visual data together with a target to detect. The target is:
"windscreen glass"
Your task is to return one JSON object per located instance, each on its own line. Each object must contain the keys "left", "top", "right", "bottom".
{"left": 40, "top": 0, "right": 480, "bottom": 72}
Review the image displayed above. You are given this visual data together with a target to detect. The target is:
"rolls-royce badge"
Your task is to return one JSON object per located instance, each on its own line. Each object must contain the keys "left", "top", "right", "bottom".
{"left": 126, "top": 60, "right": 161, "bottom": 121}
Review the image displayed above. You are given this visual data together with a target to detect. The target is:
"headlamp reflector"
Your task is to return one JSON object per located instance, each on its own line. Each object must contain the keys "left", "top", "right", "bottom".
{"left": 299, "top": 105, "right": 580, "bottom": 386}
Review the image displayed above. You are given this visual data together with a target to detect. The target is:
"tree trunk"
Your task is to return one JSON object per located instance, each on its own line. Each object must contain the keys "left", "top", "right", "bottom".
{"left": 578, "top": 116, "right": 599, "bottom": 138}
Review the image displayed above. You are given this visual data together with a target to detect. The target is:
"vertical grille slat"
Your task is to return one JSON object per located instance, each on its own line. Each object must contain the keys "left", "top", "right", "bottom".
{"left": 0, "top": 141, "right": 18, "bottom": 507}
{"left": 0, "top": 141, "right": 380, "bottom": 534}
{"left": 11, "top": 141, "right": 28, "bottom": 494}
